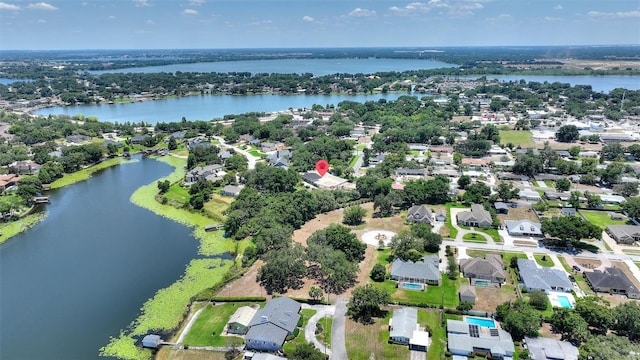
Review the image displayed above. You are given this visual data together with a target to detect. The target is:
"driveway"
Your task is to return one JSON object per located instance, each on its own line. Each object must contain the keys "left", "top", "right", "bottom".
{"left": 410, "top": 350, "right": 426, "bottom": 360}
{"left": 213, "top": 136, "right": 261, "bottom": 170}
{"left": 303, "top": 304, "right": 335, "bottom": 357}
{"left": 330, "top": 299, "right": 348, "bottom": 360}
{"left": 448, "top": 207, "right": 495, "bottom": 244}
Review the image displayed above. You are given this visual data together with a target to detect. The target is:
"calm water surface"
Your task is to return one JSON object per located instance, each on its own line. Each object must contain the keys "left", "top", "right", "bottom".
{"left": 0, "top": 157, "right": 203, "bottom": 359}
{"left": 34, "top": 92, "right": 410, "bottom": 124}
{"left": 464, "top": 75, "right": 640, "bottom": 93}
{"left": 89, "top": 58, "right": 458, "bottom": 76}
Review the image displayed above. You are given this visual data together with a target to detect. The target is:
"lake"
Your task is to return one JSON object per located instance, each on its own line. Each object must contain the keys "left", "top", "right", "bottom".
{"left": 34, "top": 92, "right": 410, "bottom": 124}
{"left": 89, "top": 58, "right": 458, "bottom": 76}
{"left": 0, "top": 158, "right": 206, "bottom": 359}
{"left": 463, "top": 75, "right": 640, "bottom": 93}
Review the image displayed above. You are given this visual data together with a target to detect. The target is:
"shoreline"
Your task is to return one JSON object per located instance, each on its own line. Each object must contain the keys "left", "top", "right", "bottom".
{"left": 101, "top": 155, "right": 246, "bottom": 360}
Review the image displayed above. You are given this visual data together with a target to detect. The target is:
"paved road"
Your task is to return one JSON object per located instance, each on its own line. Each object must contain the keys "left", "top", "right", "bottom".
{"left": 213, "top": 136, "right": 260, "bottom": 170}
{"left": 303, "top": 304, "right": 335, "bottom": 357}
{"left": 330, "top": 299, "right": 348, "bottom": 360}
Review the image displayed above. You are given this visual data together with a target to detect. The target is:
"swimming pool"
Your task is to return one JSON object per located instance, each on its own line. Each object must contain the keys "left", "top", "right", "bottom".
{"left": 402, "top": 282, "right": 424, "bottom": 290}
{"left": 465, "top": 316, "right": 496, "bottom": 328}
{"left": 557, "top": 295, "right": 573, "bottom": 308}
{"left": 474, "top": 280, "right": 490, "bottom": 286}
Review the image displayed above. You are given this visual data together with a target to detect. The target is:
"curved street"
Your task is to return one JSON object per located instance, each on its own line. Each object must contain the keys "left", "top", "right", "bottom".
{"left": 303, "top": 304, "right": 335, "bottom": 357}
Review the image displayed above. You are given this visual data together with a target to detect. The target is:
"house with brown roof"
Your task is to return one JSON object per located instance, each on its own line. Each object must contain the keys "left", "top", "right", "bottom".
{"left": 584, "top": 267, "right": 640, "bottom": 299}
{"left": 0, "top": 174, "right": 21, "bottom": 191}
{"left": 459, "top": 254, "right": 505, "bottom": 286}
{"left": 457, "top": 204, "right": 492, "bottom": 228}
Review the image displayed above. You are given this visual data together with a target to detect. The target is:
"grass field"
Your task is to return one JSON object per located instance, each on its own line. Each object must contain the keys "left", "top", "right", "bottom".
{"left": 51, "top": 157, "right": 130, "bottom": 189}
{"left": 182, "top": 302, "right": 254, "bottom": 346}
{"left": 499, "top": 130, "right": 535, "bottom": 148}
{"left": 0, "top": 213, "right": 45, "bottom": 245}
{"left": 534, "top": 254, "right": 555, "bottom": 267}
{"left": 579, "top": 210, "right": 628, "bottom": 229}
{"left": 463, "top": 233, "right": 487, "bottom": 243}
{"left": 419, "top": 309, "right": 446, "bottom": 360}
{"left": 345, "top": 310, "right": 409, "bottom": 360}
{"left": 349, "top": 155, "right": 360, "bottom": 167}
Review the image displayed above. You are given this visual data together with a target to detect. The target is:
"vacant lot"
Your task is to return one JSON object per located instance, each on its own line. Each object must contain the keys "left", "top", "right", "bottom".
{"left": 579, "top": 210, "right": 629, "bottom": 229}
{"left": 499, "top": 130, "right": 535, "bottom": 148}
{"left": 474, "top": 284, "right": 517, "bottom": 313}
{"left": 498, "top": 206, "right": 539, "bottom": 223}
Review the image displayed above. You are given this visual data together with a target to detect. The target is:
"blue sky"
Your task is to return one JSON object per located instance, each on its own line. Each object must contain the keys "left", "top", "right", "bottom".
{"left": 1, "top": 0, "right": 639, "bottom": 50}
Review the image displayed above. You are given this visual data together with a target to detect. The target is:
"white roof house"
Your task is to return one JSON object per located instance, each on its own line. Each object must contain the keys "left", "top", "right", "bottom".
{"left": 505, "top": 220, "right": 543, "bottom": 237}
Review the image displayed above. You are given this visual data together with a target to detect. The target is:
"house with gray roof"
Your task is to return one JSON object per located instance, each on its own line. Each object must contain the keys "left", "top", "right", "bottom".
{"left": 459, "top": 285, "right": 477, "bottom": 304}
{"left": 447, "top": 319, "right": 515, "bottom": 359}
{"left": 517, "top": 259, "right": 572, "bottom": 294}
{"left": 220, "top": 184, "right": 243, "bottom": 197}
{"left": 388, "top": 307, "right": 430, "bottom": 352}
{"left": 185, "top": 164, "right": 223, "bottom": 183}
{"left": 245, "top": 297, "right": 301, "bottom": 352}
{"left": 406, "top": 205, "right": 433, "bottom": 224}
{"left": 584, "top": 267, "right": 640, "bottom": 299}
{"left": 494, "top": 202, "right": 509, "bottom": 214}
{"left": 606, "top": 225, "right": 640, "bottom": 244}
{"left": 560, "top": 207, "right": 576, "bottom": 216}
{"left": 459, "top": 254, "right": 505, "bottom": 285}
{"left": 524, "top": 336, "right": 578, "bottom": 360}
{"left": 505, "top": 220, "right": 543, "bottom": 237}
{"left": 457, "top": 204, "right": 493, "bottom": 228}
{"left": 390, "top": 255, "right": 440, "bottom": 285}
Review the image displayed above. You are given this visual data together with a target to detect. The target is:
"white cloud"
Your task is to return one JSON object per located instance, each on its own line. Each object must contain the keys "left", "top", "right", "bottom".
{"left": 37, "top": 18, "right": 46, "bottom": 23}
{"left": 187, "top": 0, "right": 205, "bottom": 5}
{"left": 26, "top": 2, "right": 57, "bottom": 11}
{"left": 554, "top": 5, "right": 563, "bottom": 10}
{"left": 133, "top": 0, "right": 149, "bottom": 7}
{"left": 247, "top": 19, "right": 272, "bottom": 26}
{"left": 389, "top": 1, "right": 483, "bottom": 16}
{"left": 183, "top": 8, "right": 198, "bottom": 15}
{"left": 302, "top": 15, "right": 314, "bottom": 22}
{"left": 348, "top": 8, "right": 376, "bottom": 17}
{"left": 108, "top": 15, "right": 116, "bottom": 19}
{"left": 588, "top": 10, "right": 640, "bottom": 18}
{"left": 0, "top": 2, "right": 19, "bottom": 10}
{"left": 544, "top": 16, "right": 561, "bottom": 21}
{"left": 146, "top": 19, "right": 155, "bottom": 24}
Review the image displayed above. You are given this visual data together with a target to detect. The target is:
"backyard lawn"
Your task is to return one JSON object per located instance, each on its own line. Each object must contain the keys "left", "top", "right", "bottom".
{"left": 345, "top": 309, "right": 409, "bottom": 360}
{"left": 499, "top": 130, "right": 535, "bottom": 148}
{"left": 182, "top": 302, "right": 255, "bottom": 347}
{"left": 579, "top": 210, "right": 628, "bottom": 229}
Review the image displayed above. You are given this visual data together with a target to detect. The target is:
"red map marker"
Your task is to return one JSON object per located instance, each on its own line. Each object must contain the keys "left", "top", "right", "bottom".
{"left": 316, "top": 159, "right": 329, "bottom": 176}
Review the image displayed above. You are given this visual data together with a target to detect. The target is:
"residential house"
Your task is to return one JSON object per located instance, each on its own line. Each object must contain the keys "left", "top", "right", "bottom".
{"left": 260, "top": 142, "right": 279, "bottom": 153}
{"left": 497, "top": 172, "right": 529, "bottom": 181}
{"left": 519, "top": 189, "right": 541, "bottom": 202}
{"left": 395, "top": 168, "right": 427, "bottom": 179}
{"left": 245, "top": 297, "right": 301, "bottom": 352}
{"left": 170, "top": 131, "right": 185, "bottom": 140}
{"left": 461, "top": 158, "right": 489, "bottom": 170}
{"left": 390, "top": 255, "right": 440, "bottom": 286}
{"left": 516, "top": 148, "right": 540, "bottom": 156}
{"left": 301, "top": 171, "right": 352, "bottom": 190}
{"left": 0, "top": 174, "right": 21, "bottom": 191}
{"left": 218, "top": 151, "right": 233, "bottom": 160}
{"left": 545, "top": 192, "right": 571, "bottom": 201}
{"left": 130, "top": 134, "right": 151, "bottom": 145}
{"left": 9, "top": 160, "right": 41, "bottom": 174}
{"left": 227, "top": 305, "right": 259, "bottom": 335}
{"left": 221, "top": 185, "right": 244, "bottom": 197}
{"left": 430, "top": 146, "right": 454, "bottom": 154}
{"left": 368, "top": 154, "right": 386, "bottom": 166}
{"left": 599, "top": 194, "right": 625, "bottom": 205}
{"left": 606, "top": 225, "right": 640, "bottom": 244}
{"left": 406, "top": 205, "right": 433, "bottom": 225}
{"left": 349, "top": 129, "right": 366, "bottom": 139}
{"left": 560, "top": 207, "right": 577, "bottom": 216}
{"left": 388, "top": 307, "right": 429, "bottom": 352}
{"left": 447, "top": 319, "right": 515, "bottom": 359}
{"left": 457, "top": 204, "right": 493, "bottom": 228}
{"left": 459, "top": 285, "right": 477, "bottom": 304}
{"left": 578, "top": 151, "right": 599, "bottom": 158}
{"left": 185, "top": 164, "right": 223, "bottom": 183}
{"left": 524, "top": 337, "right": 578, "bottom": 360}
{"left": 494, "top": 202, "right": 509, "bottom": 214}
{"left": 505, "top": 220, "right": 543, "bottom": 237}
{"left": 435, "top": 209, "right": 447, "bottom": 222}
{"left": 555, "top": 150, "right": 571, "bottom": 158}
{"left": 517, "top": 259, "right": 573, "bottom": 294}
{"left": 459, "top": 254, "right": 506, "bottom": 286}
{"left": 245, "top": 353, "right": 288, "bottom": 360}
{"left": 584, "top": 267, "right": 640, "bottom": 299}
{"left": 66, "top": 134, "right": 90, "bottom": 143}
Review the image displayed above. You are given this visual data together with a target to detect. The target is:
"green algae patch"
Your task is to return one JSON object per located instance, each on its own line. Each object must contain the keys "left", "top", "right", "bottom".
{"left": 51, "top": 157, "right": 134, "bottom": 189}
{"left": 99, "top": 332, "right": 152, "bottom": 360}
{"left": 0, "top": 212, "right": 45, "bottom": 245}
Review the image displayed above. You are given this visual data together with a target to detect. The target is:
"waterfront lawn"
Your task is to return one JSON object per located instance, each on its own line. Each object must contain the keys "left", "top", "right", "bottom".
{"left": 183, "top": 302, "right": 253, "bottom": 347}
{"left": 51, "top": 157, "right": 129, "bottom": 189}
{"left": 534, "top": 254, "right": 554, "bottom": 267}
{"left": 579, "top": 210, "right": 628, "bottom": 229}
{"left": 0, "top": 213, "right": 45, "bottom": 245}
{"left": 499, "top": 130, "right": 535, "bottom": 148}
{"left": 164, "top": 183, "right": 190, "bottom": 204}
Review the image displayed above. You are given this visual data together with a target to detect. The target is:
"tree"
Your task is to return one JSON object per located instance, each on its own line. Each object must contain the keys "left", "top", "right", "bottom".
{"left": 462, "top": 182, "right": 491, "bottom": 204}
{"left": 541, "top": 216, "right": 602, "bottom": 244}
{"left": 457, "top": 175, "right": 471, "bottom": 190}
{"left": 370, "top": 263, "right": 386, "bottom": 282}
{"left": 16, "top": 176, "right": 43, "bottom": 204}
{"left": 257, "top": 244, "right": 307, "bottom": 294}
{"left": 287, "top": 341, "right": 328, "bottom": 360}
{"left": 343, "top": 205, "right": 366, "bottom": 226}
{"left": 568, "top": 146, "right": 581, "bottom": 158}
{"left": 584, "top": 190, "right": 602, "bottom": 209}
{"left": 457, "top": 301, "right": 473, "bottom": 312}
{"left": 495, "top": 182, "right": 520, "bottom": 202}
{"left": 157, "top": 179, "right": 170, "bottom": 193}
{"left": 555, "top": 125, "right": 579, "bottom": 142}
{"left": 580, "top": 334, "right": 640, "bottom": 360}
{"left": 424, "top": 175, "right": 450, "bottom": 204}
{"left": 495, "top": 300, "right": 541, "bottom": 340}
{"left": 389, "top": 231, "right": 424, "bottom": 262}
{"left": 512, "top": 152, "right": 543, "bottom": 176}
{"left": 621, "top": 197, "right": 640, "bottom": 220}
{"left": 549, "top": 308, "right": 589, "bottom": 344}
{"left": 306, "top": 244, "right": 359, "bottom": 295}
{"left": 555, "top": 177, "right": 571, "bottom": 192}
{"left": 307, "top": 224, "right": 365, "bottom": 263}
{"left": 575, "top": 297, "right": 612, "bottom": 333}
{"left": 374, "top": 193, "right": 393, "bottom": 217}
{"left": 600, "top": 162, "right": 625, "bottom": 185}
{"left": 453, "top": 152, "right": 463, "bottom": 166}
{"left": 347, "top": 284, "right": 390, "bottom": 324}
{"left": 309, "top": 286, "right": 324, "bottom": 301}
{"left": 614, "top": 182, "right": 639, "bottom": 198}
{"left": 615, "top": 301, "right": 640, "bottom": 340}
{"left": 528, "top": 290, "right": 549, "bottom": 311}
{"left": 568, "top": 191, "right": 581, "bottom": 209}
{"left": 412, "top": 224, "right": 443, "bottom": 253}
{"left": 167, "top": 136, "right": 178, "bottom": 150}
